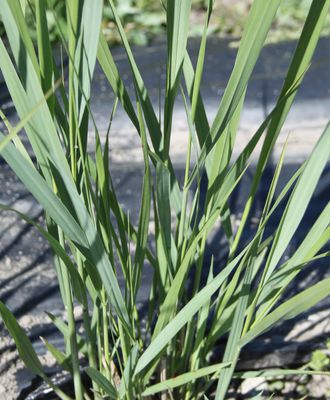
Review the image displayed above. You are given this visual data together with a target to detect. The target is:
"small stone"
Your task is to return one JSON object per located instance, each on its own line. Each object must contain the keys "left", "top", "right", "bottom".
{"left": 240, "top": 377, "right": 267, "bottom": 395}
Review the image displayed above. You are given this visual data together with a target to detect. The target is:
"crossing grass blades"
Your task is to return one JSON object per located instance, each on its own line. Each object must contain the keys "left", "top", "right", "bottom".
{"left": 0, "top": 0, "right": 330, "bottom": 399}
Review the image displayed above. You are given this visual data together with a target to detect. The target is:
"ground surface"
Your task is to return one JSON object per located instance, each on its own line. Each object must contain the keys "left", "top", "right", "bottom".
{"left": 0, "top": 35, "right": 330, "bottom": 398}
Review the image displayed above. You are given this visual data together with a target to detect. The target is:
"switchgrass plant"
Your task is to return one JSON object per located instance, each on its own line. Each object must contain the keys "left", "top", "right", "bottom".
{"left": 0, "top": 0, "right": 330, "bottom": 399}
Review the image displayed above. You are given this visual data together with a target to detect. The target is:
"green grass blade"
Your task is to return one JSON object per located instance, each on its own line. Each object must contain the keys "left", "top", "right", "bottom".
{"left": 35, "top": 0, "right": 55, "bottom": 112}
{"left": 152, "top": 209, "right": 219, "bottom": 338}
{"left": 208, "top": 0, "right": 280, "bottom": 150}
{"left": 118, "top": 344, "right": 139, "bottom": 399}
{"left": 240, "top": 276, "right": 330, "bottom": 347}
{"left": 46, "top": 312, "right": 88, "bottom": 356}
{"left": 85, "top": 367, "right": 118, "bottom": 399}
{"left": 263, "top": 122, "right": 330, "bottom": 282}
{"left": 0, "top": 37, "right": 63, "bottom": 182}
{"left": 142, "top": 362, "right": 230, "bottom": 396}
{"left": 156, "top": 161, "right": 173, "bottom": 268}
{"left": 163, "top": 0, "right": 192, "bottom": 157}
{"left": 231, "top": 0, "right": 330, "bottom": 253}
{"left": 0, "top": 302, "right": 72, "bottom": 400}
{"left": 214, "top": 254, "right": 255, "bottom": 399}
{"left": 0, "top": 133, "right": 85, "bottom": 245}
{"left": 0, "top": 109, "right": 33, "bottom": 165}
{"left": 0, "top": 301, "right": 44, "bottom": 375}
{"left": 97, "top": 32, "right": 140, "bottom": 130}
{"left": 235, "top": 368, "right": 330, "bottom": 379}
{"left": 185, "top": 80, "right": 299, "bottom": 198}
{"left": 75, "top": 0, "right": 103, "bottom": 123}
{"left": 272, "top": 202, "right": 330, "bottom": 281}
{"left": 133, "top": 100, "right": 152, "bottom": 296}
{"left": 208, "top": 247, "right": 268, "bottom": 348}
{"left": 135, "top": 249, "right": 247, "bottom": 376}
{"left": 255, "top": 202, "right": 330, "bottom": 323}
{"left": 41, "top": 337, "right": 72, "bottom": 373}
{"left": 0, "top": 80, "right": 60, "bottom": 153}
{"left": 107, "top": 0, "right": 162, "bottom": 155}
{"left": 1, "top": 0, "right": 40, "bottom": 80}
{"left": 0, "top": 204, "right": 87, "bottom": 305}
{"left": 190, "top": 0, "right": 213, "bottom": 123}
{"left": 0, "top": 135, "right": 131, "bottom": 334}
{"left": 183, "top": 53, "right": 210, "bottom": 147}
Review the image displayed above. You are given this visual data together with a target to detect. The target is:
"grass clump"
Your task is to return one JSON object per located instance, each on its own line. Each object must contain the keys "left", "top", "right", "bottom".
{"left": 0, "top": 0, "right": 330, "bottom": 399}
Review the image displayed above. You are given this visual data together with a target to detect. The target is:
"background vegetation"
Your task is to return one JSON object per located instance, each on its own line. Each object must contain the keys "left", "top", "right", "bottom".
{"left": 1, "top": 0, "right": 330, "bottom": 46}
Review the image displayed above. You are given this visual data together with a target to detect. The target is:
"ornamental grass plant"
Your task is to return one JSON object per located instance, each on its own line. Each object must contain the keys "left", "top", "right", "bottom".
{"left": 0, "top": 0, "right": 330, "bottom": 399}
